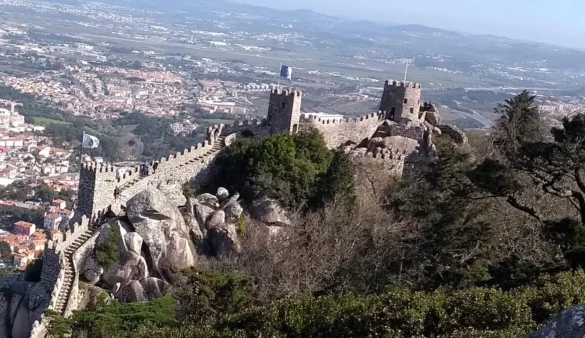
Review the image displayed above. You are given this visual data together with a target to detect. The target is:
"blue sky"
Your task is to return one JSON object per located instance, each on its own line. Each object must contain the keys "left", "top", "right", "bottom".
{"left": 234, "top": 0, "right": 583, "bottom": 49}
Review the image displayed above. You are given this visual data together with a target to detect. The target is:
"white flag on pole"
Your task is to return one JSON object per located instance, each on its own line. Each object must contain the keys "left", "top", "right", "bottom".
{"left": 82, "top": 133, "right": 100, "bottom": 149}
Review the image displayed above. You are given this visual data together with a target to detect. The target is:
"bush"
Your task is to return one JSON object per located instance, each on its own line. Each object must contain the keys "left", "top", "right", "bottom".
{"left": 172, "top": 268, "right": 256, "bottom": 323}
{"left": 46, "top": 297, "right": 177, "bottom": 338}
{"left": 236, "top": 215, "right": 247, "bottom": 237}
{"left": 49, "top": 270, "right": 585, "bottom": 338}
{"left": 214, "top": 132, "right": 353, "bottom": 209}
{"left": 96, "top": 227, "right": 120, "bottom": 267}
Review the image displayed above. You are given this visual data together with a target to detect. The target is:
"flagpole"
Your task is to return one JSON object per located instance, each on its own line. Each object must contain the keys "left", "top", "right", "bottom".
{"left": 403, "top": 61, "right": 409, "bottom": 83}
{"left": 80, "top": 129, "right": 85, "bottom": 166}
{"left": 277, "top": 63, "right": 281, "bottom": 89}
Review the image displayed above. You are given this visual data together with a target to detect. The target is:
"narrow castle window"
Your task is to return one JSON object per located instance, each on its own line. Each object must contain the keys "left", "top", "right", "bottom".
{"left": 282, "top": 102, "right": 286, "bottom": 109}
{"left": 390, "top": 107, "right": 395, "bottom": 120}
{"left": 292, "top": 124, "right": 298, "bottom": 133}
{"left": 404, "top": 99, "right": 408, "bottom": 104}
{"left": 410, "top": 108, "right": 414, "bottom": 114}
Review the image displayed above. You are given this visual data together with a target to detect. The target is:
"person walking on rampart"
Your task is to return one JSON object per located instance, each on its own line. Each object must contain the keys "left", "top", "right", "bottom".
{"left": 153, "top": 161, "right": 159, "bottom": 174}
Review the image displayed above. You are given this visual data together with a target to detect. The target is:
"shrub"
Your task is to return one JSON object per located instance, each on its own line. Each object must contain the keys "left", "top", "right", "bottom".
{"left": 96, "top": 227, "right": 120, "bottom": 267}
{"left": 236, "top": 215, "right": 247, "bottom": 237}
{"left": 50, "top": 271, "right": 585, "bottom": 338}
{"left": 47, "top": 297, "right": 177, "bottom": 338}
{"left": 214, "top": 132, "right": 354, "bottom": 210}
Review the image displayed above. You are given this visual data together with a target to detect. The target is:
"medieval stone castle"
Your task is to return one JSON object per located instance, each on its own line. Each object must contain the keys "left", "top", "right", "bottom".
{"left": 12, "top": 80, "right": 454, "bottom": 338}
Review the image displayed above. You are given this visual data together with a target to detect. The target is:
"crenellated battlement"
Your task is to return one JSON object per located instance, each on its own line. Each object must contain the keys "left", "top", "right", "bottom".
{"left": 81, "top": 162, "right": 116, "bottom": 173}
{"left": 49, "top": 215, "right": 90, "bottom": 254}
{"left": 221, "top": 118, "right": 269, "bottom": 136}
{"left": 271, "top": 87, "right": 302, "bottom": 97}
{"left": 383, "top": 80, "right": 422, "bottom": 89}
{"left": 301, "top": 111, "right": 385, "bottom": 126}
{"left": 350, "top": 148, "right": 406, "bottom": 178}
{"left": 299, "top": 111, "right": 385, "bottom": 148}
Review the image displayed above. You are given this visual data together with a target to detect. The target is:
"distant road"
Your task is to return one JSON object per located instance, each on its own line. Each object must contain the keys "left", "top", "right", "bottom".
{"left": 463, "top": 86, "right": 562, "bottom": 91}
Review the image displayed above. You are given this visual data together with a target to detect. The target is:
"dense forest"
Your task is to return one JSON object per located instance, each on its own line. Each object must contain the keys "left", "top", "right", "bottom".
{"left": 42, "top": 91, "right": 585, "bottom": 337}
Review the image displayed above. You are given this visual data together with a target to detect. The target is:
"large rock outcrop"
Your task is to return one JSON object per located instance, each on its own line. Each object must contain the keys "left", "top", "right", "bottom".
{"left": 526, "top": 305, "right": 585, "bottom": 338}
{"left": 126, "top": 188, "right": 197, "bottom": 271}
{"left": 190, "top": 188, "right": 244, "bottom": 255}
{"left": 0, "top": 274, "right": 52, "bottom": 338}
{"left": 250, "top": 197, "right": 291, "bottom": 225}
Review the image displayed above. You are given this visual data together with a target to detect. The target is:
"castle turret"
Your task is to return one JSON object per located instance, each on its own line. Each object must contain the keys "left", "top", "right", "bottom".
{"left": 267, "top": 87, "right": 302, "bottom": 134}
{"left": 379, "top": 80, "right": 422, "bottom": 123}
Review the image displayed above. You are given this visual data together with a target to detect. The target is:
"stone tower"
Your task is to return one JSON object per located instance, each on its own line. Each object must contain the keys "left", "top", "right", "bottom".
{"left": 379, "top": 80, "right": 422, "bottom": 122}
{"left": 267, "top": 87, "right": 302, "bottom": 134}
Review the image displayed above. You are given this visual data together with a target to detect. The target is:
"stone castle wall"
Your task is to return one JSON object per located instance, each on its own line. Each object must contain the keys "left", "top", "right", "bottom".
{"left": 79, "top": 125, "right": 225, "bottom": 218}
{"left": 350, "top": 150, "right": 406, "bottom": 177}
{"left": 221, "top": 118, "right": 271, "bottom": 139}
{"left": 268, "top": 88, "right": 302, "bottom": 134}
{"left": 379, "top": 80, "right": 422, "bottom": 122}
{"left": 28, "top": 82, "right": 438, "bottom": 337}
{"left": 65, "top": 231, "right": 100, "bottom": 317}
{"left": 299, "top": 112, "right": 385, "bottom": 148}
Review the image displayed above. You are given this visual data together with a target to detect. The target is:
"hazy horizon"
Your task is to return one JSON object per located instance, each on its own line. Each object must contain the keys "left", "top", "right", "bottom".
{"left": 231, "top": 0, "right": 584, "bottom": 50}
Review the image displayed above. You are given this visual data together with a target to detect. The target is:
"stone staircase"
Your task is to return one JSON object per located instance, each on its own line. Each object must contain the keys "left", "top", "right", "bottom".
{"left": 179, "top": 135, "right": 225, "bottom": 168}
{"left": 53, "top": 228, "right": 94, "bottom": 315}
{"left": 118, "top": 136, "right": 226, "bottom": 195}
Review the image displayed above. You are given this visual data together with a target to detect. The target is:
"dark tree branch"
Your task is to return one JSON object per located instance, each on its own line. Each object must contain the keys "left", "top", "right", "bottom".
{"left": 506, "top": 195, "right": 543, "bottom": 225}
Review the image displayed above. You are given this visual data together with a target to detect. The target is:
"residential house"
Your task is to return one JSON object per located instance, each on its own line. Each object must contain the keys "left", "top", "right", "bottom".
{"left": 51, "top": 199, "right": 66, "bottom": 210}
{"left": 13, "top": 253, "right": 28, "bottom": 267}
{"left": 49, "top": 230, "right": 63, "bottom": 243}
{"left": 13, "top": 221, "right": 35, "bottom": 236}
{"left": 43, "top": 213, "right": 62, "bottom": 230}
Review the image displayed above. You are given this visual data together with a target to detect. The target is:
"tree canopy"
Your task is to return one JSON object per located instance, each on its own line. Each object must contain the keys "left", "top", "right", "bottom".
{"left": 213, "top": 131, "right": 355, "bottom": 209}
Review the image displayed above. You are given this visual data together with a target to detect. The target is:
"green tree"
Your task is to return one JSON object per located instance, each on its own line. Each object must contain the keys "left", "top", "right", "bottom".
{"left": 312, "top": 150, "right": 356, "bottom": 209}
{"left": 0, "top": 241, "right": 11, "bottom": 259}
{"left": 214, "top": 132, "right": 340, "bottom": 208}
{"left": 391, "top": 135, "right": 496, "bottom": 288}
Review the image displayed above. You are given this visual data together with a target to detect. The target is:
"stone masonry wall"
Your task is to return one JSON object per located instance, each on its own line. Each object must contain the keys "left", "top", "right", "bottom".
{"left": 65, "top": 231, "right": 99, "bottom": 317}
{"left": 379, "top": 80, "right": 422, "bottom": 123}
{"left": 267, "top": 88, "right": 302, "bottom": 134}
{"left": 350, "top": 150, "right": 406, "bottom": 178}
{"left": 221, "top": 119, "right": 271, "bottom": 139}
{"left": 300, "top": 112, "right": 385, "bottom": 149}
{"left": 82, "top": 125, "right": 225, "bottom": 218}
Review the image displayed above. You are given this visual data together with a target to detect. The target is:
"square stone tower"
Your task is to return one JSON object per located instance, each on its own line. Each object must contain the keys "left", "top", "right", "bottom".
{"left": 267, "top": 87, "right": 302, "bottom": 134}
{"left": 379, "top": 80, "right": 422, "bottom": 123}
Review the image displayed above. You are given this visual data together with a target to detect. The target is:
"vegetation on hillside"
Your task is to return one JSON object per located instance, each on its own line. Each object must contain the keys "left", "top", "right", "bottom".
{"left": 47, "top": 270, "right": 585, "bottom": 338}
{"left": 47, "top": 91, "right": 585, "bottom": 337}
{"left": 213, "top": 131, "right": 355, "bottom": 209}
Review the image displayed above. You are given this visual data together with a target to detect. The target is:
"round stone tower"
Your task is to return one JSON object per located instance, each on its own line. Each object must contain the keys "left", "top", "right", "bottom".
{"left": 379, "top": 80, "right": 422, "bottom": 123}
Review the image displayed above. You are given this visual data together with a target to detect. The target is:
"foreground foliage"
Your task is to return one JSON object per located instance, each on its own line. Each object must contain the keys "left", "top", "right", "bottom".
{"left": 48, "top": 270, "right": 585, "bottom": 338}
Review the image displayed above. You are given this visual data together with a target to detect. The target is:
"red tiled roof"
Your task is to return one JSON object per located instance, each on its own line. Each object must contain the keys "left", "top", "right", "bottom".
{"left": 14, "top": 221, "right": 34, "bottom": 228}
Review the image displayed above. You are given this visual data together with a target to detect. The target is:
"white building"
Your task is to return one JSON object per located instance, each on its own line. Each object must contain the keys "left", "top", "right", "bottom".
{"left": 43, "top": 213, "right": 62, "bottom": 230}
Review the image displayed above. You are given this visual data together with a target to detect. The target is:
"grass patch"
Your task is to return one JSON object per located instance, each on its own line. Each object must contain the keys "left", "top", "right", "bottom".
{"left": 32, "top": 117, "right": 71, "bottom": 126}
